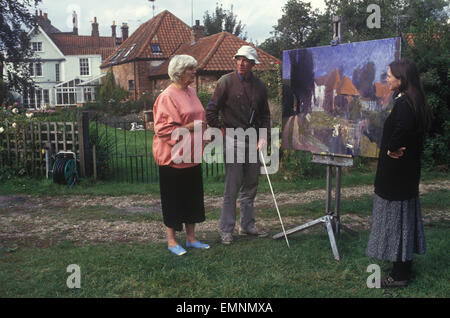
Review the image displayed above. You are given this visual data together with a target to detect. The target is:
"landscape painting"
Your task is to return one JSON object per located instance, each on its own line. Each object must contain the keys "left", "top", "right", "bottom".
{"left": 281, "top": 37, "right": 401, "bottom": 158}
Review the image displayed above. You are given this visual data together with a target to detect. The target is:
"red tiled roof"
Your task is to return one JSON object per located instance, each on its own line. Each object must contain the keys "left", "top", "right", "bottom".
{"left": 50, "top": 34, "right": 119, "bottom": 60}
{"left": 149, "top": 32, "right": 280, "bottom": 77}
{"left": 338, "top": 76, "right": 359, "bottom": 96}
{"left": 101, "top": 10, "right": 192, "bottom": 67}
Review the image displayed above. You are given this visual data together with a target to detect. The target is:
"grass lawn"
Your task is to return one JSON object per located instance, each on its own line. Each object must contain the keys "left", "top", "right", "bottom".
{"left": 0, "top": 169, "right": 448, "bottom": 298}
{"left": 0, "top": 229, "right": 448, "bottom": 298}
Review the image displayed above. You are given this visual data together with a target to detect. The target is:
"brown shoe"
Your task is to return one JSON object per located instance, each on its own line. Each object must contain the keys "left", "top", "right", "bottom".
{"left": 239, "top": 226, "right": 268, "bottom": 237}
{"left": 381, "top": 275, "right": 408, "bottom": 288}
{"left": 220, "top": 232, "right": 233, "bottom": 245}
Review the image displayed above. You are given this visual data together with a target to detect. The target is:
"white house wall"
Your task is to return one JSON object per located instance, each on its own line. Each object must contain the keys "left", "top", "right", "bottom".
{"left": 25, "top": 26, "right": 103, "bottom": 108}
{"left": 63, "top": 55, "right": 102, "bottom": 82}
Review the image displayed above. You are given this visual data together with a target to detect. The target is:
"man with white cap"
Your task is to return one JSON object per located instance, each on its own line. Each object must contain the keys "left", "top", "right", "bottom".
{"left": 207, "top": 45, "right": 271, "bottom": 245}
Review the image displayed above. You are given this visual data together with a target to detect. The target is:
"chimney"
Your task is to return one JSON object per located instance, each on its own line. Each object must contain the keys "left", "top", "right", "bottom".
{"left": 191, "top": 20, "right": 205, "bottom": 43}
{"left": 91, "top": 17, "right": 99, "bottom": 37}
{"left": 121, "top": 23, "right": 129, "bottom": 41}
{"left": 72, "top": 11, "right": 78, "bottom": 35}
{"left": 111, "top": 21, "right": 117, "bottom": 39}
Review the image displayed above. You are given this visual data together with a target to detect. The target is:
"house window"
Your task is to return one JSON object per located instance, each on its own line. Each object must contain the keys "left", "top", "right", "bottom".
{"left": 150, "top": 43, "right": 162, "bottom": 55}
{"left": 110, "top": 48, "right": 125, "bottom": 62}
{"left": 79, "top": 58, "right": 90, "bottom": 76}
{"left": 22, "top": 87, "right": 49, "bottom": 109}
{"left": 56, "top": 87, "right": 77, "bottom": 105}
{"left": 83, "top": 87, "right": 95, "bottom": 102}
{"left": 30, "top": 62, "right": 42, "bottom": 77}
{"left": 35, "top": 63, "right": 42, "bottom": 76}
{"left": 31, "top": 42, "right": 43, "bottom": 52}
{"left": 43, "top": 89, "right": 49, "bottom": 105}
{"left": 55, "top": 79, "right": 83, "bottom": 106}
{"left": 122, "top": 44, "right": 136, "bottom": 60}
{"left": 128, "top": 80, "right": 135, "bottom": 91}
{"left": 55, "top": 64, "right": 60, "bottom": 82}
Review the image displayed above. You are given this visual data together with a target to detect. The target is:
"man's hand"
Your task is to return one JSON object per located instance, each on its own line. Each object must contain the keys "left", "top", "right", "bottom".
{"left": 387, "top": 147, "right": 406, "bottom": 159}
{"left": 257, "top": 138, "right": 267, "bottom": 151}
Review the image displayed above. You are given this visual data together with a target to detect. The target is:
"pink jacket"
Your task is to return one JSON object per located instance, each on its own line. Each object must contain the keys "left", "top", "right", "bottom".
{"left": 152, "top": 84, "right": 206, "bottom": 168}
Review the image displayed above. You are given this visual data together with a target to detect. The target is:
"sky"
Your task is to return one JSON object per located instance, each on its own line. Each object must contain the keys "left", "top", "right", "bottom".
{"left": 35, "top": 0, "right": 326, "bottom": 44}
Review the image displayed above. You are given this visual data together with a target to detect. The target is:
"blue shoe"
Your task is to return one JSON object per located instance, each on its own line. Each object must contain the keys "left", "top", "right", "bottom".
{"left": 186, "top": 240, "right": 210, "bottom": 249}
{"left": 168, "top": 244, "right": 187, "bottom": 256}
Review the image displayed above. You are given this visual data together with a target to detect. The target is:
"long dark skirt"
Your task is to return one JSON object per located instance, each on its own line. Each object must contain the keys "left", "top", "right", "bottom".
{"left": 366, "top": 193, "right": 427, "bottom": 262}
{"left": 159, "top": 164, "right": 205, "bottom": 232}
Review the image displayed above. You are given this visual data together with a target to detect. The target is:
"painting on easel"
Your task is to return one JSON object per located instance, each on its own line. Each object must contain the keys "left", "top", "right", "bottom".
{"left": 281, "top": 37, "right": 401, "bottom": 158}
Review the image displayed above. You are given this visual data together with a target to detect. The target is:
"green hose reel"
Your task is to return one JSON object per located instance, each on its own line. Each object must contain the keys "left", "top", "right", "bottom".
{"left": 52, "top": 152, "right": 79, "bottom": 186}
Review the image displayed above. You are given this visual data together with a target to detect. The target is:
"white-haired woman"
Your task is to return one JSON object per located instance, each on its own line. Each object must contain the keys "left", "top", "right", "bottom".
{"left": 153, "top": 55, "right": 209, "bottom": 255}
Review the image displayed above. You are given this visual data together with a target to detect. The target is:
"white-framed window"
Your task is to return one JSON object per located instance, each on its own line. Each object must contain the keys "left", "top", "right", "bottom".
{"left": 22, "top": 87, "right": 49, "bottom": 109}
{"left": 55, "top": 64, "right": 60, "bottom": 82}
{"left": 55, "top": 79, "right": 83, "bottom": 106}
{"left": 56, "top": 87, "right": 77, "bottom": 105}
{"left": 29, "top": 62, "right": 43, "bottom": 77}
{"left": 83, "top": 87, "right": 95, "bottom": 102}
{"left": 79, "top": 58, "right": 90, "bottom": 76}
{"left": 31, "top": 42, "right": 43, "bottom": 52}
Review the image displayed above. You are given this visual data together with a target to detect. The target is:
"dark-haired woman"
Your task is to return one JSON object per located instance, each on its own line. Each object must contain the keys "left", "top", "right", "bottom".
{"left": 366, "top": 59, "right": 433, "bottom": 288}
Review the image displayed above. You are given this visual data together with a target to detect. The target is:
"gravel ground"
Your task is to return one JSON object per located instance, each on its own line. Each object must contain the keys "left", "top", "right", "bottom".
{"left": 0, "top": 180, "right": 449, "bottom": 247}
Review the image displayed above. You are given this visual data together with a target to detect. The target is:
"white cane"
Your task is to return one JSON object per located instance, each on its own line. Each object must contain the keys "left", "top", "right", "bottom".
{"left": 259, "top": 149, "right": 290, "bottom": 248}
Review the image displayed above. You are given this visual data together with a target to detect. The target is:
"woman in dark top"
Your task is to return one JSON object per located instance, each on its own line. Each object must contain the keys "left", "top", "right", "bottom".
{"left": 366, "top": 59, "right": 433, "bottom": 288}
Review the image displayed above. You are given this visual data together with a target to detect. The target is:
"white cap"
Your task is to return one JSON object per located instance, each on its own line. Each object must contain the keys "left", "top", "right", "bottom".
{"left": 233, "top": 45, "right": 260, "bottom": 64}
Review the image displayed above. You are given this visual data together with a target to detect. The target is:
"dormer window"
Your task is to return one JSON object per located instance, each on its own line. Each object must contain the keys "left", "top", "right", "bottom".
{"left": 150, "top": 43, "right": 162, "bottom": 55}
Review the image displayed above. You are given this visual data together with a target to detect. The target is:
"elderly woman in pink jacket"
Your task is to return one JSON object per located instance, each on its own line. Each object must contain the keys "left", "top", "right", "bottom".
{"left": 153, "top": 55, "right": 209, "bottom": 256}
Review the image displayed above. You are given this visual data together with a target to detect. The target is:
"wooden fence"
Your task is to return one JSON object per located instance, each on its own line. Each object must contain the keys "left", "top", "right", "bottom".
{"left": 0, "top": 113, "right": 91, "bottom": 178}
{"left": 1, "top": 112, "right": 224, "bottom": 182}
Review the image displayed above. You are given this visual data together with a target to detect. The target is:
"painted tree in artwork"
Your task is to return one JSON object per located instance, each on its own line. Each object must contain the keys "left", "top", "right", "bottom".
{"left": 0, "top": 0, "right": 42, "bottom": 104}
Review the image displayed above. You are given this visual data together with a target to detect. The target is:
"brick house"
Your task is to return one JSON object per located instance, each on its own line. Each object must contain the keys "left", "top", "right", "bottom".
{"left": 100, "top": 10, "right": 280, "bottom": 99}
{"left": 100, "top": 10, "right": 193, "bottom": 100}
{"left": 149, "top": 29, "right": 281, "bottom": 94}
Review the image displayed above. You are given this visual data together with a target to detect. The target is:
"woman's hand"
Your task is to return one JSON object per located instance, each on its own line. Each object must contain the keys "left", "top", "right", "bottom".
{"left": 387, "top": 147, "right": 406, "bottom": 159}
{"left": 183, "top": 121, "right": 205, "bottom": 132}
{"left": 183, "top": 122, "right": 195, "bottom": 132}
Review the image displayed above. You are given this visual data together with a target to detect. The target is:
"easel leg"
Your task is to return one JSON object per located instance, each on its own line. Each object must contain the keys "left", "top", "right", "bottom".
{"left": 326, "top": 165, "right": 333, "bottom": 214}
{"left": 334, "top": 166, "right": 342, "bottom": 234}
{"left": 325, "top": 216, "right": 341, "bottom": 261}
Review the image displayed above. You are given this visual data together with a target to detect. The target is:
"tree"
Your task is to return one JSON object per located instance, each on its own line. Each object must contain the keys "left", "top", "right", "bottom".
{"left": 323, "top": 0, "right": 449, "bottom": 42}
{"left": 203, "top": 3, "right": 246, "bottom": 39}
{"left": 259, "top": 0, "right": 326, "bottom": 59}
{"left": 273, "top": 0, "right": 321, "bottom": 48}
{"left": 0, "top": 0, "right": 41, "bottom": 105}
{"left": 402, "top": 1, "right": 450, "bottom": 168}
{"left": 97, "top": 71, "right": 129, "bottom": 104}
